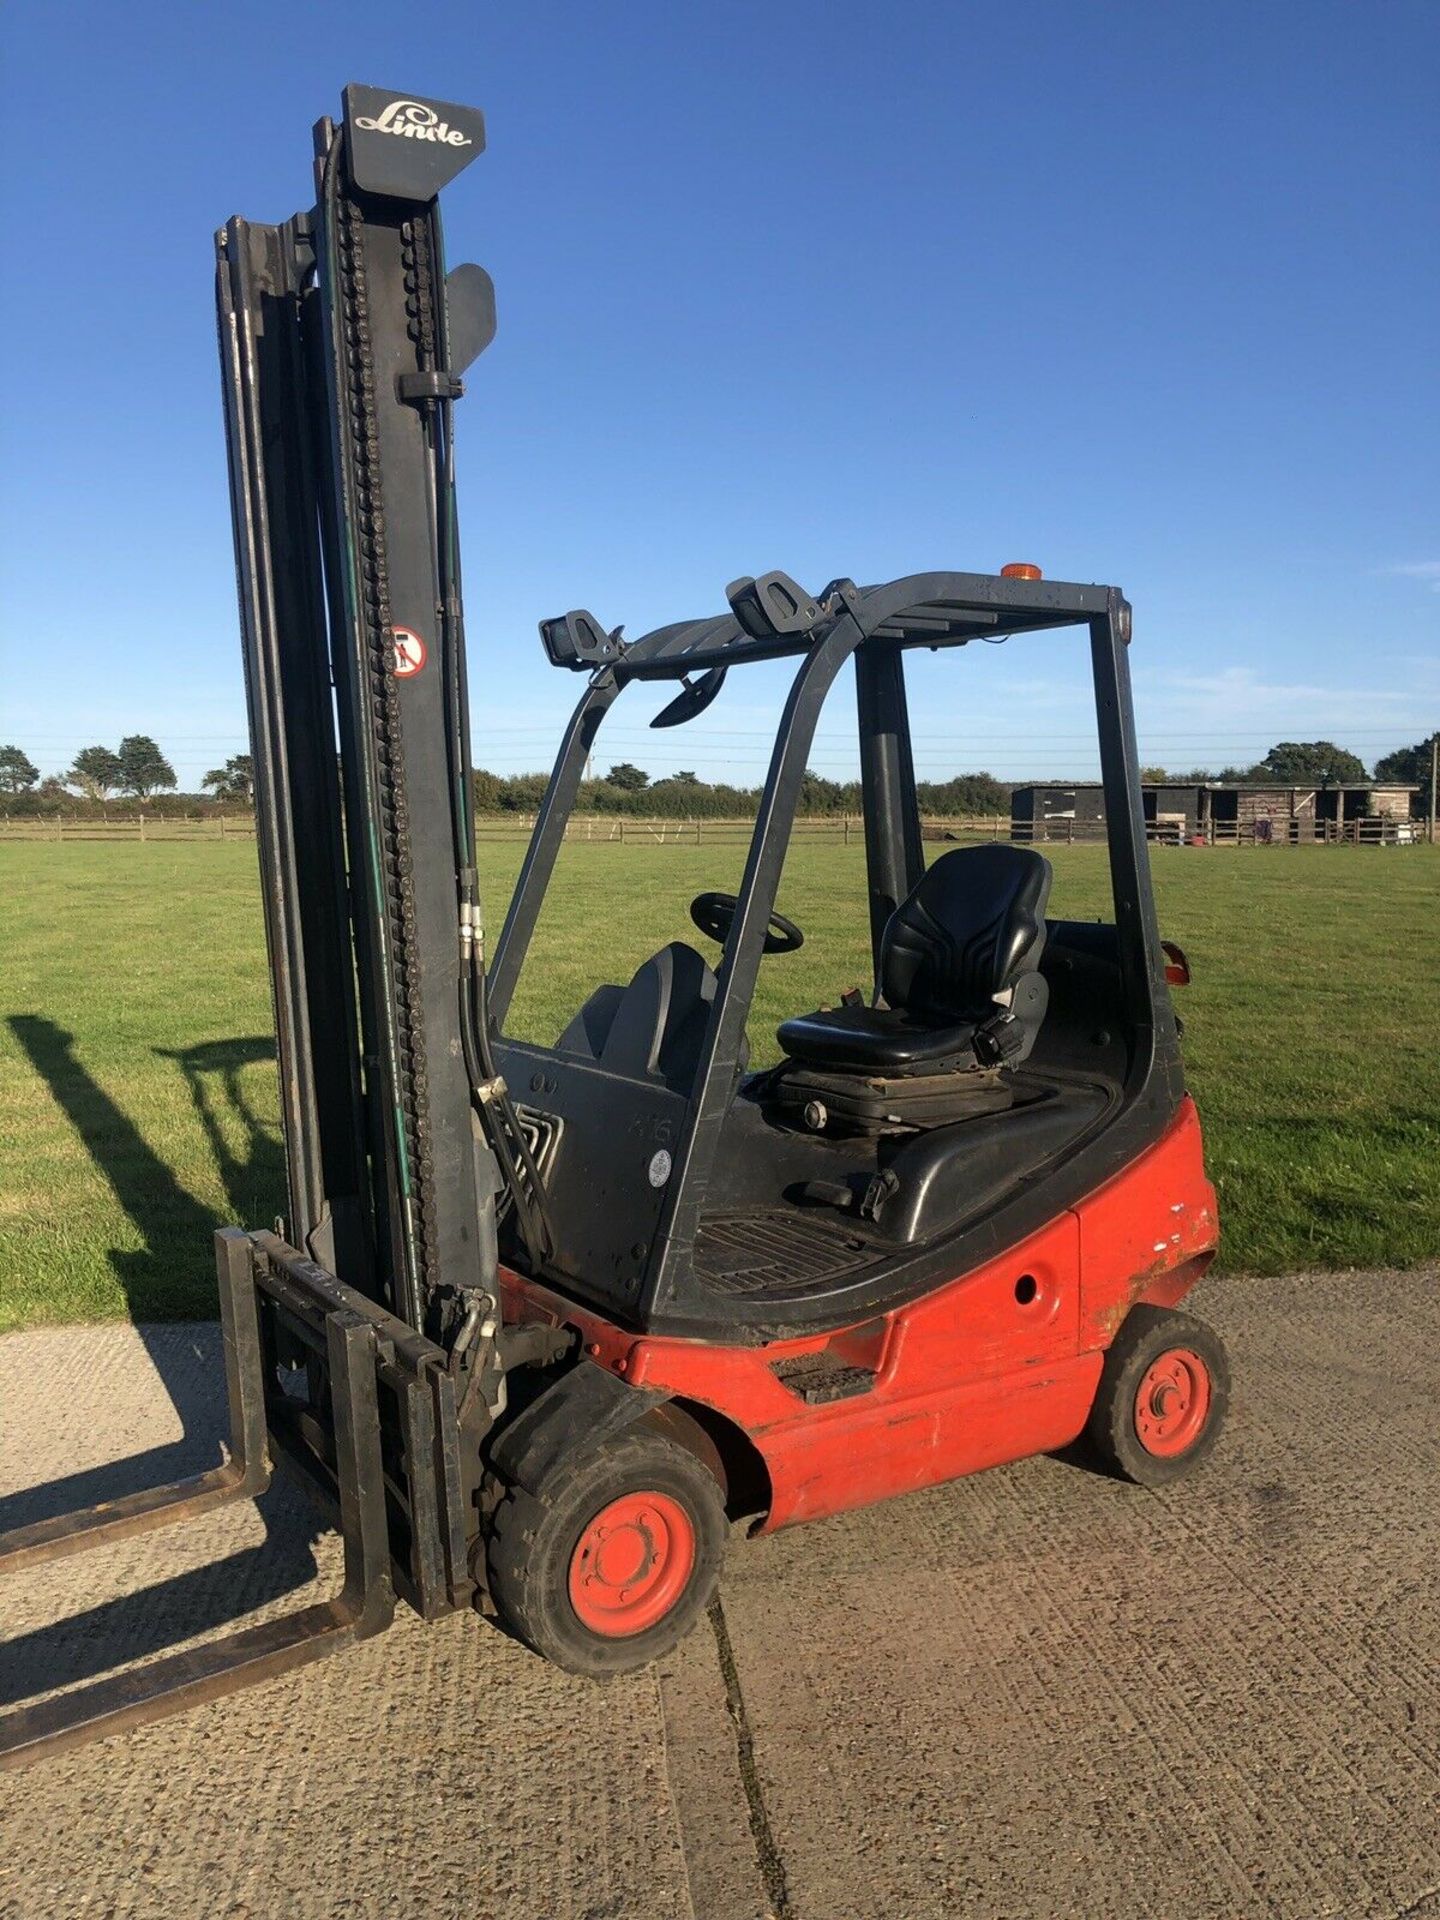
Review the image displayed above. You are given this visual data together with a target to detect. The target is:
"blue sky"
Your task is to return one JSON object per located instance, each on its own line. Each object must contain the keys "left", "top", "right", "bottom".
{"left": 0, "top": 0, "right": 1435, "bottom": 788}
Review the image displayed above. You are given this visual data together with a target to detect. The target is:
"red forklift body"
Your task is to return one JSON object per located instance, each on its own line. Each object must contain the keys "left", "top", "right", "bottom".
{"left": 502, "top": 1099, "right": 1217, "bottom": 1533}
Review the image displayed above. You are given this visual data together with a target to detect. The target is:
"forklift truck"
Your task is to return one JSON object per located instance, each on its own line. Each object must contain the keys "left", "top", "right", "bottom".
{"left": 0, "top": 88, "right": 1225, "bottom": 1765}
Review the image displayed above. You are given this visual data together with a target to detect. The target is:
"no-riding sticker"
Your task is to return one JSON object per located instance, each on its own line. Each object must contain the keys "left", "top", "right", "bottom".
{"left": 391, "top": 626, "right": 427, "bottom": 677}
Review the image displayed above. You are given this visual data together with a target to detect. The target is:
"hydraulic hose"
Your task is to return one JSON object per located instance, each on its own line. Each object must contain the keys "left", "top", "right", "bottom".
{"left": 426, "top": 257, "right": 555, "bottom": 1271}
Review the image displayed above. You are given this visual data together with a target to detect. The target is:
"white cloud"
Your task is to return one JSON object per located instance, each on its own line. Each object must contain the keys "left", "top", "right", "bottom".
{"left": 1381, "top": 561, "right": 1440, "bottom": 591}
{"left": 1149, "top": 664, "right": 1429, "bottom": 714}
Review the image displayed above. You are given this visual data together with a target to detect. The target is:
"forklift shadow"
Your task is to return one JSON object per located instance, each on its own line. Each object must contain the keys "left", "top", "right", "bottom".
{"left": 152, "top": 1034, "right": 287, "bottom": 1236}
{"left": 1047, "top": 1437, "right": 1120, "bottom": 1481}
{"left": 2, "top": 1017, "right": 321, "bottom": 1680}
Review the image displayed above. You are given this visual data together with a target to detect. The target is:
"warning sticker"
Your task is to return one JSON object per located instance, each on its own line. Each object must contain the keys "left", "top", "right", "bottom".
{"left": 391, "top": 627, "right": 428, "bottom": 678}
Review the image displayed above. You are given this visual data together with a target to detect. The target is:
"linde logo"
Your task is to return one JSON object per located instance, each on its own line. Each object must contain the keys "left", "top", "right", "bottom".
{"left": 353, "top": 100, "right": 471, "bottom": 147}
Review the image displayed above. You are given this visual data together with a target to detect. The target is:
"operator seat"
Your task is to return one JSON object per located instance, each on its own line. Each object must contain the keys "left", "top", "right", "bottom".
{"left": 557, "top": 940, "right": 748, "bottom": 1094}
{"left": 771, "top": 845, "right": 1052, "bottom": 1135}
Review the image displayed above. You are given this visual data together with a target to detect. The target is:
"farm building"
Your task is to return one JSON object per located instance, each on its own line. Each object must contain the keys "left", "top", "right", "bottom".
{"left": 1011, "top": 781, "right": 1421, "bottom": 844}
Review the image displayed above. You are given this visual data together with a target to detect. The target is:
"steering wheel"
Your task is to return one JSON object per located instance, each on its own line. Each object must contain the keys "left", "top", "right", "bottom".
{"left": 690, "top": 891, "right": 804, "bottom": 955}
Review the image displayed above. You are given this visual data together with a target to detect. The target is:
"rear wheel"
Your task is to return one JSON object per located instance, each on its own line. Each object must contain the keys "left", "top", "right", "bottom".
{"left": 1084, "top": 1304, "right": 1229, "bottom": 1487}
{"left": 486, "top": 1428, "right": 727, "bottom": 1675}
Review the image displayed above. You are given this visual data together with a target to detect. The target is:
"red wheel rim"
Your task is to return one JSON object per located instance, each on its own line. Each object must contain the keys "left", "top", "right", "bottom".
{"left": 1134, "top": 1347, "right": 1212, "bottom": 1457}
{"left": 567, "top": 1491, "right": 696, "bottom": 1637}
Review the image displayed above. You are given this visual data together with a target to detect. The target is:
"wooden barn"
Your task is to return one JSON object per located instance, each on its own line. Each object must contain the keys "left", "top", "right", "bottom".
{"left": 1011, "top": 781, "right": 1421, "bottom": 844}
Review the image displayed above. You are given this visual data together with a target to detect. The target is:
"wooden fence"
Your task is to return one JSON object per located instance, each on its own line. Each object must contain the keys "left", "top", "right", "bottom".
{"left": 472, "top": 815, "right": 1014, "bottom": 847}
{"left": 0, "top": 813, "right": 258, "bottom": 842}
{"left": 0, "top": 810, "right": 1424, "bottom": 848}
{"left": 0, "top": 812, "right": 1010, "bottom": 847}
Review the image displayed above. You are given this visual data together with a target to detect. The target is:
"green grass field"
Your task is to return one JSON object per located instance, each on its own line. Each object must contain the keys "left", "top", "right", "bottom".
{"left": 1, "top": 837, "right": 1436, "bottom": 1330}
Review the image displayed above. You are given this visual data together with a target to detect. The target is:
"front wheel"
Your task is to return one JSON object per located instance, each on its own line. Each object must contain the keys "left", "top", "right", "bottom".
{"left": 1083, "top": 1304, "right": 1230, "bottom": 1487}
{"left": 485, "top": 1427, "right": 727, "bottom": 1675}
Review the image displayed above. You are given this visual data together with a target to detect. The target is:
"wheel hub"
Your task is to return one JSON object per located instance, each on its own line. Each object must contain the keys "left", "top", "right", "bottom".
{"left": 1134, "top": 1347, "right": 1212, "bottom": 1457}
{"left": 567, "top": 1491, "right": 696, "bottom": 1638}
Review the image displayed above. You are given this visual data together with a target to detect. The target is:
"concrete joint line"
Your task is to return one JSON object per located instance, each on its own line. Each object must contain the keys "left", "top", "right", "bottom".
{"left": 707, "top": 1596, "right": 793, "bottom": 1920}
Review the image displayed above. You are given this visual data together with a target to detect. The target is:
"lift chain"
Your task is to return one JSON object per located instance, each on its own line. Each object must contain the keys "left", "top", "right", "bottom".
{"left": 401, "top": 215, "right": 439, "bottom": 369}
{"left": 335, "top": 187, "right": 440, "bottom": 1297}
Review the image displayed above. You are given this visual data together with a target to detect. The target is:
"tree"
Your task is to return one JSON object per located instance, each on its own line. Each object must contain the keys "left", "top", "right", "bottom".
{"left": 0, "top": 745, "right": 39, "bottom": 794}
{"left": 202, "top": 754, "right": 255, "bottom": 804}
{"left": 916, "top": 772, "right": 1010, "bottom": 816}
{"left": 671, "top": 770, "right": 700, "bottom": 786}
{"left": 605, "top": 762, "right": 649, "bottom": 792}
{"left": 798, "top": 768, "right": 847, "bottom": 814}
{"left": 1258, "top": 740, "right": 1367, "bottom": 785}
{"left": 497, "top": 772, "right": 548, "bottom": 813}
{"left": 1374, "top": 733, "right": 1438, "bottom": 785}
{"left": 1139, "top": 765, "right": 1169, "bottom": 784}
{"left": 472, "top": 768, "right": 505, "bottom": 812}
{"left": 66, "top": 745, "right": 124, "bottom": 802}
{"left": 117, "top": 734, "right": 177, "bottom": 800}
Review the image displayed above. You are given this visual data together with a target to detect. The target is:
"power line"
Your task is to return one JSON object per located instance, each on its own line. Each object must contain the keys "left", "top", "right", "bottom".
{"left": 11, "top": 724, "right": 1424, "bottom": 744}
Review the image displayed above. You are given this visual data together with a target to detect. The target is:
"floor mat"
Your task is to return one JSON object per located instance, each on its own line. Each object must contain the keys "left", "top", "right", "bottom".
{"left": 693, "top": 1210, "right": 886, "bottom": 1298}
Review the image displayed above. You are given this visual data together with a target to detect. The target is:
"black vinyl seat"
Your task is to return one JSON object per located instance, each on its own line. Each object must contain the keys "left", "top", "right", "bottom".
{"left": 556, "top": 940, "right": 749, "bottom": 1093}
{"left": 777, "top": 845, "right": 1053, "bottom": 1077}
{"left": 773, "top": 1001, "right": 993, "bottom": 1074}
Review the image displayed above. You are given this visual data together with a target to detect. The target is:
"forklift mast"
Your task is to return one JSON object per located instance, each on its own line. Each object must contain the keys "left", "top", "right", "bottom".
{"left": 0, "top": 87, "right": 527, "bottom": 1771}
{"left": 215, "top": 87, "right": 509, "bottom": 1341}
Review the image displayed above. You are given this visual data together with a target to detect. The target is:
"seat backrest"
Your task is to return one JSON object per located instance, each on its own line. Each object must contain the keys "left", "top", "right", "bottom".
{"left": 880, "top": 845, "right": 1053, "bottom": 1022}
{"left": 556, "top": 940, "right": 749, "bottom": 1092}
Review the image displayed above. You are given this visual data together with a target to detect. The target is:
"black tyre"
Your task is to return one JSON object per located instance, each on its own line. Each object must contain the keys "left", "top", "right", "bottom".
{"left": 485, "top": 1427, "right": 727, "bottom": 1676}
{"left": 1084, "top": 1304, "right": 1230, "bottom": 1487}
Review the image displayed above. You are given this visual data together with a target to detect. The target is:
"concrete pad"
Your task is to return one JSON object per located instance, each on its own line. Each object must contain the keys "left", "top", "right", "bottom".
{"left": 0, "top": 1323, "right": 703, "bottom": 1920}
{"left": 2, "top": 1272, "right": 1438, "bottom": 1919}
{"left": 717, "top": 1270, "right": 1440, "bottom": 1919}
